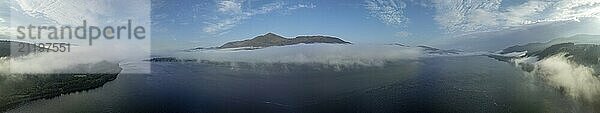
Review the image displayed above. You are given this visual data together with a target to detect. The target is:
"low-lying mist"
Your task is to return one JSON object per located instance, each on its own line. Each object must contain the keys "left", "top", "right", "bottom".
{"left": 171, "top": 44, "right": 423, "bottom": 67}
{"left": 513, "top": 53, "right": 600, "bottom": 102}
{"left": 0, "top": 42, "right": 149, "bottom": 74}
{"left": 534, "top": 53, "right": 600, "bottom": 101}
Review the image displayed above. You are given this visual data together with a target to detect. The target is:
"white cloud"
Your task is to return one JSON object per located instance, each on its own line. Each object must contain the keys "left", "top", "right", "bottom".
{"left": 287, "top": 3, "right": 316, "bottom": 10}
{"left": 218, "top": 0, "right": 243, "bottom": 14}
{"left": 503, "top": 1, "right": 551, "bottom": 26}
{"left": 361, "top": 0, "right": 600, "bottom": 36}
{"left": 469, "top": 9, "right": 499, "bottom": 29}
{"left": 203, "top": 1, "right": 315, "bottom": 36}
{"left": 0, "top": 17, "right": 6, "bottom": 37}
{"left": 0, "top": 26, "right": 14, "bottom": 38}
{"left": 11, "top": 0, "right": 150, "bottom": 26}
{"left": 250, "top": 1, "right": 284, "bottom": 15}
{"left": 203, "top": 16, "right": 247, "bottom": 36}
{"left": 430, "top": 18, "right": 600, "bottom": 51}
{"left": 429, "top": 0, "right": 600, "bottom": 35}
{"left": 431, "top": 0, "right": 502, "bottom": 34}
{"left": 534, "top": 53, "right": 600, "bottom": 101}
{"left": 365, "top": 0, "right": 408, "bottom": 28}
{"left": 394, "top": 31, "right": 411, "bottom": 38}
{"left": 203, "top": 1, "right": 282, "bottom": 35}
{"left": 6, "top": 0, "right": 152, "bottom": 74}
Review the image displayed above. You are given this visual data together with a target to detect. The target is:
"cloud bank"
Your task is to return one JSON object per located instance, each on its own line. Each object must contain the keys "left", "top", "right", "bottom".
{"left": 533, "top": 53, "right": 600, "bottom": 102}
{"left": 510, "top": 53, "right": 600, "bottom": 102}
{"left": 171, "top": 44, "right": 422, "bottom": 66}
{"left": 1, "top": 45, "right": 148, "bottom": 74}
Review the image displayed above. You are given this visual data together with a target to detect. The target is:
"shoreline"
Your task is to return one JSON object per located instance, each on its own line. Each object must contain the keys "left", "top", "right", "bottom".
{"left": 0, "top": 67, "right": 122, "bottom": 112}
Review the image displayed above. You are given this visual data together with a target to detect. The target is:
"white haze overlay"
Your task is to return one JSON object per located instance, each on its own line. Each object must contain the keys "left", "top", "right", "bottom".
{"left": 1, "top": 0, "right": 151, "bottom": 74}
{"left": 0, "top": 42, "right": 150, "bottom": 74}
{"left": 512, "top": 53, "right": 600, "bottom": 101}
{"left": 170, "top": 44, "right": 422, "bottom": 66}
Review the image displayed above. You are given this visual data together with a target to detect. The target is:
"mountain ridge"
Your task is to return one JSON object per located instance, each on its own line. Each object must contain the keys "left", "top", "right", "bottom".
{"left": 192, "top": 33, "right": 351, "bottom": 51}
{"left": 488, "top": 34, "right": 600, "bottom": 71}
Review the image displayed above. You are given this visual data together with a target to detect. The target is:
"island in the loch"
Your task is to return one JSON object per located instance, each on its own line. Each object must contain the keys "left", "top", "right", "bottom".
{"left": 0, "top": 40, "right": 123, "bottom": 111}
{"left": 191, "top": 33, "right": 352, "bottom": 51}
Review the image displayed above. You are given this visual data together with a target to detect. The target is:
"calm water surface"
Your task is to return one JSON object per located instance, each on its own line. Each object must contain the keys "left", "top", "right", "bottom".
{"left": 7, "top": 56, "right": 590, "bottom": 112}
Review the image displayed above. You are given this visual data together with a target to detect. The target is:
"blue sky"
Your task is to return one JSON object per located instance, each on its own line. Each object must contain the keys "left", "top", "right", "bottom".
{"left": 151, "top": 0, "right": 444, "bottom": 50}
{"left": 2, "top": 0, "right": 600, "bottom": 51}
{"left": 150, "top": 0, "right": 600, "bottom": 51}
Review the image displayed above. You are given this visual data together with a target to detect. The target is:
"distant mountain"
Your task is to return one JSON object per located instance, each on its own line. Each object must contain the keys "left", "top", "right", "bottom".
{"left": 385, "top": 43, "right": 409, "bottom": 47}
{"left": 499, "top": 34, "right": 600, "bottom": 55}
{"left": 486, "top": 34, "right": 600, "bottom": 103}
{"left": 384, "top": 43, "right": 463, "bottom": 55}
{"left": 145, "top": 57, "right": 197, "bottom": 62}
{"left": 534, "top": 43, "right": 600, "bottom": 66}
{"left": 193, "top": 33, "right": 351, "bottom": 51}
{"left": 416, "top": 45, "right": 463, "bottom": 55}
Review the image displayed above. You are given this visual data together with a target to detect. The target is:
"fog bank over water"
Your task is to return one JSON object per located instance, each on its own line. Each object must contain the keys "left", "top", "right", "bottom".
{"left": 0, "top": 42, "right": 149, "bottom": 75}
{"left": 533, "top": 53, "right": 600, "bottom": 102}
{"left": 171, "top": 44, "right": 422, "bottom": 66}
{"left": 508, "top": 53, "right": 600, "bottom": 102}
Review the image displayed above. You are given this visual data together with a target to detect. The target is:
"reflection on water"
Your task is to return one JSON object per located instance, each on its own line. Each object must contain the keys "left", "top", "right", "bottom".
{"left": 6, "top": 56, "right": 594, "bottom": 112}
